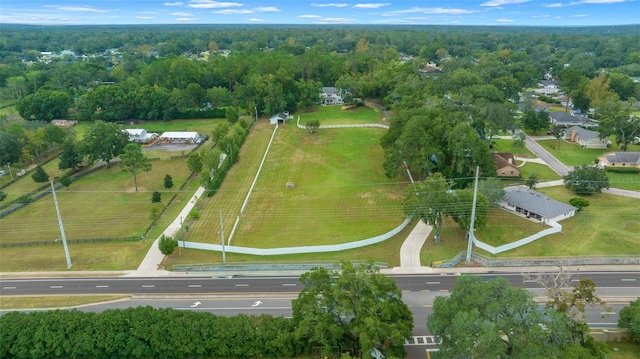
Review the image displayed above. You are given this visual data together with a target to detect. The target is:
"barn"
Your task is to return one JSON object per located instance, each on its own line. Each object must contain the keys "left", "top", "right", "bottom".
{"left": 159, "top": 131, "right": 200, "bottom": 143}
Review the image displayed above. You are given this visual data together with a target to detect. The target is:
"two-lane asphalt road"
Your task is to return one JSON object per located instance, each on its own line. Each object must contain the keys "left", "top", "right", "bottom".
{"left": 525, "top": 135, "right": 572, "bottom": 176}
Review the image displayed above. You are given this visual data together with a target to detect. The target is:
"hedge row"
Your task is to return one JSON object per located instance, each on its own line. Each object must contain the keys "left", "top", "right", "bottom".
{"left": 605, "top": 166, "right": 640, "bottom": 174}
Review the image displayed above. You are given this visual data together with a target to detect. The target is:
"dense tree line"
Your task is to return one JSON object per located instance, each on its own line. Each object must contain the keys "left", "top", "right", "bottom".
{"left": 0, "top": 307, "right": 299, "bottom": 359}
{"left": 0, "top": 263, "right": 412, "bottom": 359}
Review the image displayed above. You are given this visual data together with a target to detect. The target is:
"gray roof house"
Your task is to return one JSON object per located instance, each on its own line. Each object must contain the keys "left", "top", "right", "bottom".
{"left": 500, "top": 189, "right": 577, "bottom": 224}
{"left": 563, "top": 126, "right": 608, "bottom": 149}
{"left": 549, "top": 111, "right": 598, "bottom": 128}
{"left": 269, "top": 111, "right": 292, "bottom": 125}
{"left": 598, "top": 152, "right": 640, "bottom": 168}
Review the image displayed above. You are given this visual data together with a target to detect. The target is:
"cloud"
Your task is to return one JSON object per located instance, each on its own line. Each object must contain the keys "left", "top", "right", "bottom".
{"left": 383, "top": 7, "right": 476, "bottom": 16}
{"left": 532, "top": 14, "right": 551, "bottom": 17}
{"left": 214, "top": 9, "right": 252, "bottom": 14}
{"left": 253, "top": 6, "right": 279, "bottom": 12}
{"left": 171, "top": 12, "right": 194, "bottom": 16}
{"left": 136, "top": 16, "right": 155, "bottom": 19}
{"left": 311, "top": 3, "right": 350, "bottom": 7}
{"left": 248, "top": 18, "right": 265, "bottom": 22}
{"left": 298, "top": 14, "right": 322, "bottom": 18}
{"left": 188, "top": 0, "right": 243, "bottom": 9}
{"left": 570, "top": 13, "right": 589, "bottom": 17}
{"left": 45, "top": 5, "right": 108, "bottom": 13}
{"left": 353, "top": 3, "right": 390, "bottom": 9}
{"left": 481, "top": 0, "right": 530, "bottom": 6}
{"left": 495, "top": 18, "right": 516, "bottom": 22}
{"left": 315, "top": 17, "right": 358, "bottom": 23}
{"left": 545, "top": 0, "right": 625, "bottom": 6}
{"left": 164, "top": 1, "right": 184, "bottom": 5}
{"left": 176, "top": 17, "right": 198, "bottom": 21}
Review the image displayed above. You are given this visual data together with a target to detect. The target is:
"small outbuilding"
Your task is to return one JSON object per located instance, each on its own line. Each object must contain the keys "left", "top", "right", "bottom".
{"left": 269, "top": 112, "right": 292, "bottom": 125}
{"left": 500, "top": 189, "right": 577, "bottom": 224}
{"left": 159, "top": 131, "right": 200, "bottom": 143}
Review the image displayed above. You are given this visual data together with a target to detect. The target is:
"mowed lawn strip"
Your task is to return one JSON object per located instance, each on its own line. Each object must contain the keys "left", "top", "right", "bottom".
{"left": 186, "top": 120, "right": 277, "bottom": 245}
{"left": 236, "top": 125, "right": 405, "bottom": 247}
{"left": 518, "top": 162, "right": 562, "bottom": 182}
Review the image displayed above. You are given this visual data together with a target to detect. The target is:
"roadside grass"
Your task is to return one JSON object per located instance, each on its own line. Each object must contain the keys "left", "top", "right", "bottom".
{"left": 0, "top": 295, "right": 130, "bottom": 310}
{"left": 187, "top": 120, "right": 406, "bottom": 248}
{"left": 0, "top": 154, "right": 67, "bottom": 201}
{"left": 164, "top": 217, "right": 412, "bottom": 269}
{"left": 475, "top": 208, "right": 552, "bottom": 247}
{"left": 537, "top": 139, "right": 640, "bottom": 190}
{"left": 296, "top": 104, "right": 386, "bottom": 125}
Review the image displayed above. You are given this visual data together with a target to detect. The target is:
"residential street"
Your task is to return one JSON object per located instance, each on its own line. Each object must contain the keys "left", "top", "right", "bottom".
{"left": 525, "top": 135, "right": 572, "bottom": 176}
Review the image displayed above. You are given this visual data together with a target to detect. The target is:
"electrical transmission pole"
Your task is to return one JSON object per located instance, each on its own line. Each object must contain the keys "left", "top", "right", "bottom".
{"left": 466, "top": 166, "right": 480, "bottom": 264}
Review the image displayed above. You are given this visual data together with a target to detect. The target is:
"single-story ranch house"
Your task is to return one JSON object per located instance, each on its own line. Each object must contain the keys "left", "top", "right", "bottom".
{"left": 563, "top": 126, "right": 608, "bottom": 149}
{"left": 500, "top": 189, "right": 577, "bottom": 224}
{"left": 598, "top": 152, "right": 640, "bottom": 168}
{"left": 159, "top": 131, "right": 200, "bottom": 143}
{"left": 549, "top": 111, "right": 598, "bottom": 128}
{"left": 491, "top": 152, "right": 520, "bottom": 177}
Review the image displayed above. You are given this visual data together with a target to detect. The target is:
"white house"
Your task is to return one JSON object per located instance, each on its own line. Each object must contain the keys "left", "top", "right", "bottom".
{"left": 320, "top": 87, "right": 344, "bottom": 106}
{"left": 123, "top": 129, "right": 158, "bottom": 144}
{"left": 159, "top": 131, "right": 200, "bottom": 143}
{"left": 500, "top": 189, "right": 577, "bottom": 224}
{"left": 563, "top": 126, "right": 608, "bottom": 149}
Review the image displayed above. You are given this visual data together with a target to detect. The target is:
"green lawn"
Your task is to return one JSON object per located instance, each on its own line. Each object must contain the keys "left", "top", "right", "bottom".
{"left": 517, "top": 162, "right": 562, "bottom": 182}
{"left": 297, "top": 105, "right": 387, "bottom": 125}
{"left": 490, "top": 139, "right": 535, "bottom": 158}
{"left": 537, "top": 139, "right": 640, "bottom": 190}
{"left": 186, "top": 120, "right": 407, "bottom": 249}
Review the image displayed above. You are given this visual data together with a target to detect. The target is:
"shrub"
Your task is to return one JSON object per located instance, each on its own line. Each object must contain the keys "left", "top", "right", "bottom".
{"left": 16, "top": 195, "right": 32, "bottom": 205}
{"left": 189, "top": 208, "right": 200, "bottom": 220}
{"left": 163, "top": 174, "right": 173, "bottom": 189}
{"left": 0, "top": 191, "right": 6, "bottom": 202}
{"left": 158, "top": 235, "right": 178, "bottom": 255}
{"left": 31, "top": 166, "right": 49, "bottom": 183}
{"left": 58, "top": 174, "right": 72, "bottom": 189}
{"left": 150, "top": 206, "right": 160, "bottom": 220}
{"left": 569, "top": 197, "right": 590, "bottom": 211}
{"left": 151, "top": 191, "right": 162, "bottom": 203}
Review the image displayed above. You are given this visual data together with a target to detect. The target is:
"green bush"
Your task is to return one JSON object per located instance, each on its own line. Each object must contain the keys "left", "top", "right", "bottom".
{"left": 158, "top": 234, "right": 177, "bottom": 255}
{"left": 151, "top": 191, "right": 161, "bottom": 203}
{"left": 16, "top": 195, "right": 32, "bottom": 205}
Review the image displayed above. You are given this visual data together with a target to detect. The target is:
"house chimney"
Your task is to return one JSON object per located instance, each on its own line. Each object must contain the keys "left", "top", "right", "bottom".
{"left": 571, "top": 130, "right": 577, "bottom": 142}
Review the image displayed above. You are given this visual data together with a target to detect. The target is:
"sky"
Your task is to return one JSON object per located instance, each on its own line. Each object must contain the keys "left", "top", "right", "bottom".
{"left": 0, "top": 0, "right": 638, "bottom": 26}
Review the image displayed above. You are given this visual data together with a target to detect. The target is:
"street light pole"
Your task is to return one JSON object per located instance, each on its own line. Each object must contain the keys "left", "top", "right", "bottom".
{"left": 7, "top": 163, "right": 13, "bottom": 181}
{"left": 51, "top": 181, "right": 72, "bottom": 269}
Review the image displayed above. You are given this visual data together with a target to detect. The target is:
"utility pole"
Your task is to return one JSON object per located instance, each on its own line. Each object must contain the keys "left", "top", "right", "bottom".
{"left": 6, "top": 163, "right": 13, "bottom": 181}
{"left": 219, "top": 210, "right": 226, "bottom": 263}
{"left": 51, "top": 181, "right": 72, "bottom": 269}
{"left": 254, "top": 106, "right": 258, "bottom": 122}
{"left": 466, "top": 166, "right": 480, "bottom": 264}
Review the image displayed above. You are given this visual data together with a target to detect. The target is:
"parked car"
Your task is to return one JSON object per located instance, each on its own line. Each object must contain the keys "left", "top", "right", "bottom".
{"left": 546, "top": 130, "right": 554, "bottom": 135}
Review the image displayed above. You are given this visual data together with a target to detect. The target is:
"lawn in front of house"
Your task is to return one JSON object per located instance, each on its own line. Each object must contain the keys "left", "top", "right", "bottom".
{"left": 297, "top": 105, "right": 387, "bottom": 125}
{"left": 517, "top": 162, "right": 562, "bottom": 182}
{"left": 490, "top": 139, "right": 535, "bottom": 158}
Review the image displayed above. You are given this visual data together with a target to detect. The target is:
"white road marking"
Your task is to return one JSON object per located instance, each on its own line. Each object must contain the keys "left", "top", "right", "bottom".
{"left": 620, "top": 278, "right": 636, "bottom": 282}
{"left": 50, "top": 285, "right": 63, "bottom": 289}
{"left": 2, "top": 286, "right": 17, "bottom": 289}
{"left": 96, "top": 285, "right": 109, "bottom": 288}
{"left": 141, "top": 285, "right": 155, "bottom": 288}
{"left": 188, "top": 285, "right": 202, "bottom": 288}
{"left": 282, "top": 283, "right": 297, "bottom": 287}
{"left": 426, "top": 281, "right": 440, "bottom": 285}
{"left": 235, "top": 284, "right": 249, "bottom": 287}
{"left": 601, "top": 312, "right": 617, "bottom": 315}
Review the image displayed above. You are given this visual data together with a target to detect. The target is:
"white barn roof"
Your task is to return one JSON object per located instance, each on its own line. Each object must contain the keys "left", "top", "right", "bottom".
{"left": 160, "top": 131, "right": 199, "bottom": 139}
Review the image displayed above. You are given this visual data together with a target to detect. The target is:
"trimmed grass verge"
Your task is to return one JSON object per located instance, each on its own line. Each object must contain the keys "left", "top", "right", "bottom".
{"left": 0, "top": 295, "right": 129, "bottom": 310}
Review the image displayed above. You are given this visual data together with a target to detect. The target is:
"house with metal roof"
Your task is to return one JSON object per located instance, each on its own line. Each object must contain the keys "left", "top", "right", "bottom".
{"left": 563, "top": 126, "right": 608, "bottom": 149}
{"left": 500, "top": 189, "right": 577, "bottom": 224}
{"left": 159, "top": 131, "right": 200, "bottom": 143}
{"left": 549, "top": 111, "right": 598, "bottom": 128}
{"left": 598, "top": 152, "right": 640, "bottom": 168}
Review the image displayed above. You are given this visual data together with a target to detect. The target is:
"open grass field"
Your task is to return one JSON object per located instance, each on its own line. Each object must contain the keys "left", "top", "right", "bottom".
{"left": 186, "top": 117, "right": 407, "bottom": 249}
{"left": 297, "top": 104, "right": 388, "bottom": 125}
{"left": 537, "top": 139, "right": 640, "bottom": 190}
